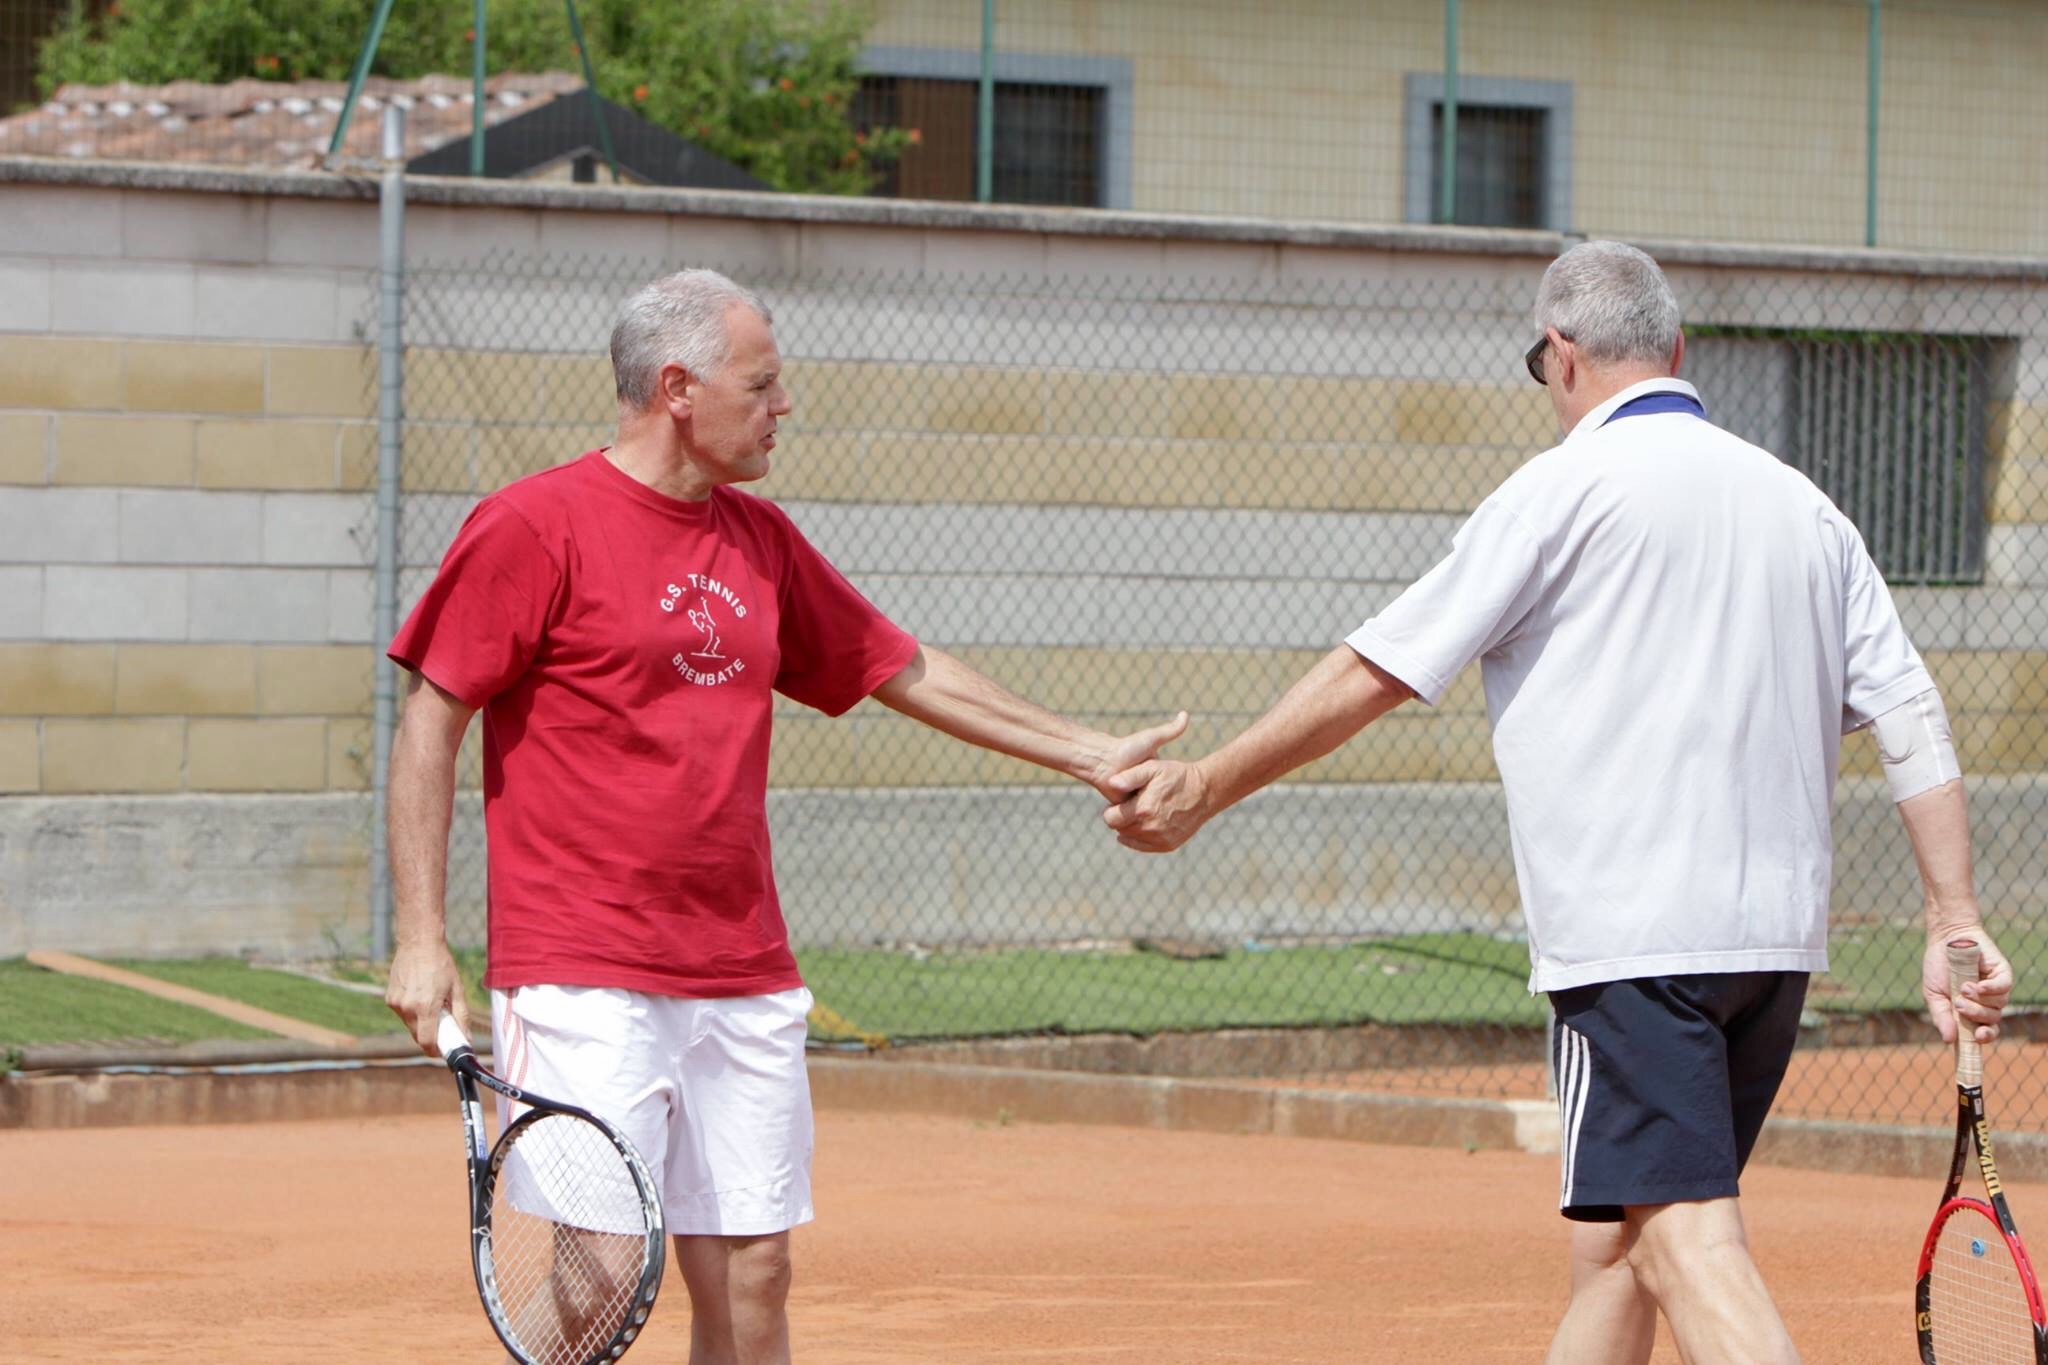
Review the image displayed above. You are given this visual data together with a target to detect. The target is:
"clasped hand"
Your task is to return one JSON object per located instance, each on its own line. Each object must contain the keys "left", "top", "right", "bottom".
{"left": 1100, "top": 749, "right": 1212, "bottom": 855}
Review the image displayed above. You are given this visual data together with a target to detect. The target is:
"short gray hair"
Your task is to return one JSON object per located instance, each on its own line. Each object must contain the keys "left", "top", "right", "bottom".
{"left": 609, "top": 269, "right": 773, "bottom": 408}
{"left": 1532, "top": 241, "right": 1681, "bottom": 368}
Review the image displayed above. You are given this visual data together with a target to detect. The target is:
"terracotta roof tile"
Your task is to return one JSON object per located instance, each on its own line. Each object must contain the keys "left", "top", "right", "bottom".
{"left": 0, "top": 72, "right": 587, "bottom": 169}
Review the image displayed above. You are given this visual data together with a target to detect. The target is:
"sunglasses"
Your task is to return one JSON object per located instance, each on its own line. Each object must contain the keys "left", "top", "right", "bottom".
{"left": 1525, "top": 329, "right": 1572, "bottom": 386}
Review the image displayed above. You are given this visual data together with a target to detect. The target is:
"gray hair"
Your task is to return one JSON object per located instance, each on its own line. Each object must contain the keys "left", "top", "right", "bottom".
{"left": 609, "top": 268, "right": 773, "bottom": 408}
{"left": 1532, "top": 241, "right": 1681, "bottom": 368}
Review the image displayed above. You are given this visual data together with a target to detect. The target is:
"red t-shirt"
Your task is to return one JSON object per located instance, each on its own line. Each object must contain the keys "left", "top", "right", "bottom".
{"left": 388, "top": 451, "right": 918, "bottom": 997}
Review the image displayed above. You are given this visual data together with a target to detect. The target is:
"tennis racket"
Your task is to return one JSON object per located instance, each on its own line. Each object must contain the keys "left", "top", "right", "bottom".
{"left": 437, "top": 1014, "right": 666, "bottom": 1365}
{"left": 1915, "top": 939, "right": 2046, "bottom": 1363}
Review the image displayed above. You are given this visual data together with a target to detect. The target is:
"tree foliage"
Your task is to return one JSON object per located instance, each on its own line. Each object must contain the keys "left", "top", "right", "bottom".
{"left": 36, "top": 0, "right": 908, "bottom": 194}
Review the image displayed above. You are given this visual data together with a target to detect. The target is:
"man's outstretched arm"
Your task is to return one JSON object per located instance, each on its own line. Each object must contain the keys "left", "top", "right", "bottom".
{"left": 1103, "top": 645, "right": 1414, "bottom": 853}
{"left": 871, "top": 644, "right": 1188, "bottom": 801}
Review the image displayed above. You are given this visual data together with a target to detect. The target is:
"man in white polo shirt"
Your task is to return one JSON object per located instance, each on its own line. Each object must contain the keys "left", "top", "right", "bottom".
{"left": 1103, "top": 240, "right": 2015, "bottom": 1364}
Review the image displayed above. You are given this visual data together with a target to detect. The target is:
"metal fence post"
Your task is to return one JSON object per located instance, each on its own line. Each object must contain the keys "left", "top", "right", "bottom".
{"left": 1439, "top": 0, "right": 1459, "bottom": 225}
{"left": 369, "top": 104, "right": 407, "bottom": 963}
{"left": 1866, "top": 0, "right": 1882, "bottom": 247}
{"left": 471, "top": 0, "right": 488, "bottom": 177}
{"left": 977, "top": 0, "right": 996, "bottom": 203}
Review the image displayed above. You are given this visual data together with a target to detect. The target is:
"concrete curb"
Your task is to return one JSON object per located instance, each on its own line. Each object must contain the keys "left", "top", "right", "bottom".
{"left": 809, "top": 1058, "right": 2026, "bottom": 1181}
{"left": 0, "top": 1056, "right": 455, "bottom": 1130}
{"left": 6, "top": 1054, "right": 2029, "bottom": 1184}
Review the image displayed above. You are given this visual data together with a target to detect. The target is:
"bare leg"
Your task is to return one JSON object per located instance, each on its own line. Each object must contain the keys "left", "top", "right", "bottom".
{"left": 1626, "top": 1198, "right": 1800, "bottom": 1365}
{"left": 1545, "top": 1219, "right": 1657, "bottom": 1365}
{"left": 506, "top": 1223, "right": 640, "bottom": 1360}
{"left": 674, "top": 1232, "right": 793, "bottom": 1365}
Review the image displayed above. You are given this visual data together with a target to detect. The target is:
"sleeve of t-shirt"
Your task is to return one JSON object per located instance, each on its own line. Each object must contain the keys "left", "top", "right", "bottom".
{"left": 769, "top": 513, "right": 919, "bottom": 718}
{"left": 1342, "top": 498, "right": 1549, "bottom": 706}
{"left": 387, "top": 497, "right": 563, "bottom": 708}
{"left": 1836, "top": 512, "right": 1935, "bottom": 733}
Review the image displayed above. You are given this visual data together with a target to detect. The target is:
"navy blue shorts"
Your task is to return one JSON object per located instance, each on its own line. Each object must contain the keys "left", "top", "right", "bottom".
{"left": 1548, "top": 971, "right": 1808, "bottom": 1222}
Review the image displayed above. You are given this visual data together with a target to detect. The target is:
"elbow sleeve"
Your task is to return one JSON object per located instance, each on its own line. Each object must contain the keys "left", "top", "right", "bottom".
{"left": 1869, "top": 687, "right": 1961, "bottom": 804}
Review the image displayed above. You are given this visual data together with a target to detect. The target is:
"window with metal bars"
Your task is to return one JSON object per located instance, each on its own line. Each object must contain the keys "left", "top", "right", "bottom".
{"left": 1686, "top": 328, "right": 1993, "bottom": 584}
{"left": 1402, "top": 75, "right": 1571, "bottom": 231}
{"left": 1, "top": 0, "right": 80, "bottom": 113}
{"left": 1429, "top": 103, "right": 1547, "bottom": 229}
{"left": 852, "top": 74, "right": 1103, "bottom": 208}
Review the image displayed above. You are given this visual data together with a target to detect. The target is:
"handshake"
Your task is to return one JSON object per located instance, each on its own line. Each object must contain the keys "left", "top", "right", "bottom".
{"left": 1081, "top": 711, "right": 1211, "bottom": 855}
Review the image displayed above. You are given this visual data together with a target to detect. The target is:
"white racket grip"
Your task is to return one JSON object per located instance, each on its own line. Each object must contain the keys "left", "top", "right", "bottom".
{"left": 436, "top": 1012, "right": 471, "bottom": 1060}
{"left": 1947, "top": 938, "right": 1983, "bottom": 1087}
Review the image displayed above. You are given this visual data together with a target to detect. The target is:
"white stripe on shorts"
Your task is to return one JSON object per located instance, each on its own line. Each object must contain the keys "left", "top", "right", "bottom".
{"left": 1556, "top": 1024, "right": 1592, "bottom": 1209}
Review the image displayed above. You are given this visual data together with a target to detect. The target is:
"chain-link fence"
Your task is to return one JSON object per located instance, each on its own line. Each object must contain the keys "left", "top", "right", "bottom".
{"left": 390, "top": 245, "right": 2048, "bottom": 1134}
{"left": 3, "top": 0, "right": 2044, "bottom": 255}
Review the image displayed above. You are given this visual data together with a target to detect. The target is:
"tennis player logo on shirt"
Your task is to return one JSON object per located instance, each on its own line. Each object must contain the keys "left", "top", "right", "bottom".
{"left": 662, "top": 575, "right": 749, "bottom": 687}
{"left": 685, "top": 601, "right": 725, "bottom": 660}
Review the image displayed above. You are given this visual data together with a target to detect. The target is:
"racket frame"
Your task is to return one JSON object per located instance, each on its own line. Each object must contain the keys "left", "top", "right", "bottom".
{"left": 1914, "top": 939, "right": 2048, "bottom": 1364}
{"left": 443, "top": 1027, "right": 666, "bottom": 1365}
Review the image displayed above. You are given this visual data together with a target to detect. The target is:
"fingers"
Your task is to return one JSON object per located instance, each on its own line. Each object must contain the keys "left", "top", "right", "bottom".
{"left": 411, "top": 1002, "right": 443, "bottom": 1054}
{"left": 1961, "top": 942, "right": 2014, "bottom": 1038}
{"left": 1105, "top": 760, "right": 1156, "bottom": 797}
{"left": 1125, "top": 711, "right": 1188, "bottom": 751}
{"left": 1954, "top": 988, "right": 2004, "bottom": 1040}
{"left": 387, "top": 967, "right": 463, "bottom": 1054}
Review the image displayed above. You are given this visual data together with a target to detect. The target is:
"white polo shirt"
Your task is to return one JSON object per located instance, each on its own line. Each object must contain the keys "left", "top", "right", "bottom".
{"left": 1346, "top": 378, "right": 1934, "bottom": 992}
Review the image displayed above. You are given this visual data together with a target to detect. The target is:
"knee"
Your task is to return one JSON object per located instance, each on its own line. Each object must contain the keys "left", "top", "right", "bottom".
{"left": 1625, "top": 1204, "right": 1753, "bottom": 1295}
{"left": 1571, "top": 1220, "right": 1633, "bottom": 1276}
{"left": 729, "top": 1238, "right": 793, "bottom": 1312}
{"left": 1621, "top": 1237, "right": 1668, "bottom": 1301}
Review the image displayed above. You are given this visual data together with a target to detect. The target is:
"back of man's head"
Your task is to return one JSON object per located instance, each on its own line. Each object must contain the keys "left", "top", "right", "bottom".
{"left": 1533, "top": 241, "right": 1681, "bottom": 372}
{"left": 610, "top": 268, "right": 773, "bottom": 409}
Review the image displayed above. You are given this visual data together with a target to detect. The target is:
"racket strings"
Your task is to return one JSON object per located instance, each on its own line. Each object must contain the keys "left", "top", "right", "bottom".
{"left": 486, "top": 1112, "right": 657, "bottom": 1365}
{"left": 1928, "top": 1209, "right": 2039, "bottom": 1364}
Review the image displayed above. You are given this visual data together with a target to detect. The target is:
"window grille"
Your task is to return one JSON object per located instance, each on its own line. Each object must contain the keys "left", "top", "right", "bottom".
{"left": 1687, "top": 329, "right": 1992, "bottom": 584}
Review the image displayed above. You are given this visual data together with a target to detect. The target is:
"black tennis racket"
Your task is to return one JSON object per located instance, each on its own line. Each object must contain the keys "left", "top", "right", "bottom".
{"left": 1915, "top": 939, "right": 2046, "bottom": 1363}
{"left": 437, "top": 1015, "right": 666, "bottom": 1365}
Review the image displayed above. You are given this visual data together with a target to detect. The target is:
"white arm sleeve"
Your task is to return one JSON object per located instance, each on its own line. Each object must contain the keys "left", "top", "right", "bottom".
{"left": 1868, "top": 687, "right": 1961, "bottom": 804}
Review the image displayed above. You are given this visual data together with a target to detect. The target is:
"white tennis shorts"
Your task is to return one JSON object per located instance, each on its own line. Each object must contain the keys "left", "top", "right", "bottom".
{"left": 490, "top": 983, "right": 815, "bottom": 1237}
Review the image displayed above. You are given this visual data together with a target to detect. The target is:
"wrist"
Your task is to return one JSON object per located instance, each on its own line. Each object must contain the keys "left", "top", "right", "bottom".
{"left": 1188, "top": 756, "right": 1225, "bottom": 816}
{"left": 1926, "top": 907, "right": 1984, "bottom": 940}
{"left": 1072, "top": 730, "right": 1113, "bottom": 783}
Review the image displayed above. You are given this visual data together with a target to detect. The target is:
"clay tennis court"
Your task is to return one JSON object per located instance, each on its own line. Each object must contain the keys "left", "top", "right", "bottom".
{"left": 0, "top": 1099, "right": 1975, "bottom": 1363}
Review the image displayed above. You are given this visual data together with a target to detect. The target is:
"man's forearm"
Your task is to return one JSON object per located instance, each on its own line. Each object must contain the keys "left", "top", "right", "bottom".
{"left": 1897, "top": 778, "right": 1980, "bottom": 934}
{"left": 1197, "top": 646, "right": 1413, "bottom": 813}
{"left": 874, "top": 645, "right": 1103, "bottom": 780}
{"left": 387, "top": 730, "right": 458, "bottom": 948}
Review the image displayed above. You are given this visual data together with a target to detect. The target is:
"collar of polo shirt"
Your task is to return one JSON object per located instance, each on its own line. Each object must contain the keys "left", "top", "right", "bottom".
{"left": 1564, "top": 377, "right": 1704, "bottom": 443}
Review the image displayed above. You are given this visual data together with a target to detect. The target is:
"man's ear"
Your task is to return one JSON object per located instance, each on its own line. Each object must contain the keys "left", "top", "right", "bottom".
{"left": 658, "top": 362, "right": 694, "bottom": 419}
{"left": 1551, "top": 328, "right": 1577, "bottom": 390}
{"left": 1669, "top": 329, "right": 1686, "bottom": 378}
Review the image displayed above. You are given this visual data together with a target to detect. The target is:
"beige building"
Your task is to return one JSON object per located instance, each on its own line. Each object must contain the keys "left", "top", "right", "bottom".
{"left": 861, "top": 0, "right": 2047, "bottom": 255}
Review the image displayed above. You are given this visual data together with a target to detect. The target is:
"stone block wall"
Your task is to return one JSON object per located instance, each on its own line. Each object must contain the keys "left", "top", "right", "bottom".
{"left": 2, "top": 160, "right": 2044, "bottom": 956}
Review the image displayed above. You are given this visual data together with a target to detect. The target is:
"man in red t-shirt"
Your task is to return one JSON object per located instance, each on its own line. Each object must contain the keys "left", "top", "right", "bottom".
{"left": 384, "top": 268, "right": 1185, "bottom": 1364}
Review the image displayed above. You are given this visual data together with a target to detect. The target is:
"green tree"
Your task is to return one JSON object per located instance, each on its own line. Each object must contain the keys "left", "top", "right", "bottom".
{"left": 36, "top": 0, "right": 909, "bottom": 195}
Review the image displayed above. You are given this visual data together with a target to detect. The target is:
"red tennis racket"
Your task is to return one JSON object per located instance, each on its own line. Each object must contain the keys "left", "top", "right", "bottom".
{"left": 1916, "top": 938, "right": 2046, "bottom": 1364}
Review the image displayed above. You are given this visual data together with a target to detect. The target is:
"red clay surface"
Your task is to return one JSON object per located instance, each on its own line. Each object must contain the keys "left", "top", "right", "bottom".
{"left": 0, "top": 1104, "right": 1983, "bottom": 1362}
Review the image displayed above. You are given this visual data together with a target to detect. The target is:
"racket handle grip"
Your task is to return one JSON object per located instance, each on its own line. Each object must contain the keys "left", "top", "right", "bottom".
{"left": 1947, "top": 938, "right": 1983, "bottom": 1084}
{"left": 436, "top": 1012, "right": 472, "bottom": 1061}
